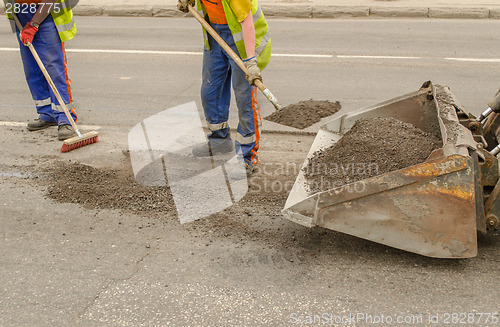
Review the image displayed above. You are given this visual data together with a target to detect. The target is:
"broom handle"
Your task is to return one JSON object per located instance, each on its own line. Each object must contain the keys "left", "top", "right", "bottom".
{"left": 188, "top": 5, "right": 282, "bottom": 111}
{"left": 10, "top": 10, "right": 81, "bottom": 135}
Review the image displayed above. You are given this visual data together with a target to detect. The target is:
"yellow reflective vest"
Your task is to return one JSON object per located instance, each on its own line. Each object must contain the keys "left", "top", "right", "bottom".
{"left": 196, "top": 0, "right": 271, "bottom": 71}
{"left": 6, "top": 0, "right": 77, "bottom": 42}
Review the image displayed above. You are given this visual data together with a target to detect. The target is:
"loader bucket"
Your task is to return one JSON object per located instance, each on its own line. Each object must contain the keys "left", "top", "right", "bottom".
{"left": 283, "top": 82, "right": 481, "bottom": 258}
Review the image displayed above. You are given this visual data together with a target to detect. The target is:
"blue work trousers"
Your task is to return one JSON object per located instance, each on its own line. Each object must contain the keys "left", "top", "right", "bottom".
{"left": 201, "top": 22, "right": 261, "bottom": 166}
{"left": 16, "top": 11, "right": 77, "bottom": 125}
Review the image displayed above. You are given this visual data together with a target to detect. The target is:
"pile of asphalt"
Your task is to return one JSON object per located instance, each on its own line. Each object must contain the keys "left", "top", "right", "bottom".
{"left": 44, "top": 162, "right": 175, "bottom": 216}
{"left": 304, "top": 117, "right": 442, "bottom": 194}
{"left": 265, "top": 99, "right": 341, "bottom": 129}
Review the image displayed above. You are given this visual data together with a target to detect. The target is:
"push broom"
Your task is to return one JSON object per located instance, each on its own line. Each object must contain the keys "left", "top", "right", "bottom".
{"left": 10, "top": 11, "right": 98, "bottom": 152}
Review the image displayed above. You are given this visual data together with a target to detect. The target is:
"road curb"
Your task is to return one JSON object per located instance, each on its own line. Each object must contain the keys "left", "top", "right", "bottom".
{"left": 428, "top": 7, "right": 490, "bottom": 19}
{"left": 312, "top": 6, "right": 370, "bottom": 18}
{"left": 368, "top": 7, "right": 429, "bottom": 18}
{"left": 72, "top": 5, "right": 500, "bottom": 19}
{"left": 1, "top": 5, "right": 499, "bottom": 19}
{"left": 492, "top": 9, "right": 500, "bottom": 19}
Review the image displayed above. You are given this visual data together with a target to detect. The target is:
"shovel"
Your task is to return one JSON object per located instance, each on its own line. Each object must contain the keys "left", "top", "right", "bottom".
{"left": 187, "top": 4, "right": 282, "bottom": 111}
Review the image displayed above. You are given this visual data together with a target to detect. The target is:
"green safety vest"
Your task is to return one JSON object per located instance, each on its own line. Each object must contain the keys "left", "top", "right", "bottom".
{"left": 6, "top": 0, "right": 77, "bottom": 42}
{"left": 196, "top": 0, "right": 271, "bottom": 71}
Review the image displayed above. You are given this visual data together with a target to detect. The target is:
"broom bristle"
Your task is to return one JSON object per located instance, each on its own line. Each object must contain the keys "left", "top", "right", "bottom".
{"left": 60, "top": 132, "right": 99, "bottom": 153}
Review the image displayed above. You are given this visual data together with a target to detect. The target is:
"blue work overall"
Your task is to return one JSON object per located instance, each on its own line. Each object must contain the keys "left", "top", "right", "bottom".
{"left": 16, "top": 10, "right": 77, "bottom": 126}
{"left": 201, "top": 21, "right": 261, "bottom": 166}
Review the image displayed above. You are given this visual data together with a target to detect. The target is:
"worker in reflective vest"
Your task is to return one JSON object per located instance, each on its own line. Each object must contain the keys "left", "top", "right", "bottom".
{"left": 6, "top": 0, "right": 78, "bottom": 140}
{"left": 178, "top": 0, "right": 271, "bottom": 175}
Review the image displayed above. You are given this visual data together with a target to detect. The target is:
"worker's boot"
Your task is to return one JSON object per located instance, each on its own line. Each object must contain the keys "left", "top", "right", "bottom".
{"left": 27, "top": 118, "right": 57, "bottom": 131}
{"left": 226, "top": 159, "right": 257, "bottom": 181}
{"left": 192, "top": 139, "right": 234, "bottom": 157}
{"left": 57, "top": 124, "right": 76, "bottom": 141}
{"left": 245, "top": 163, "right": 256, "bottom": 176}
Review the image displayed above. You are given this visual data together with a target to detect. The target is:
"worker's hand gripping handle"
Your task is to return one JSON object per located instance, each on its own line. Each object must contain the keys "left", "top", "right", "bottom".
{"left": 187, "top": 4, "right": 282, "bottom": 111}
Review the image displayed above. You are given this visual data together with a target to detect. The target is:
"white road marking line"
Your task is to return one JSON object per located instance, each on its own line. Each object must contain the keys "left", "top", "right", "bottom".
{"left": 2, "top": 47, "right": 499, "bottom": 62}
{"left": 0, "top": 121, "right": 101, "bottom": 130}
{"left": 69, "top": 49, "right": 203, "bottom": 56}
{"left": 0, "top": 47, "right": 330, "bottom": 59}
{"left": 273, "top": 54, "right": 333, "bottom": 58}
{"left": 0, "top": 122, "right": 28, "bottom": 127}
{"left": 337, "top": 55, "right": 421, "bottom": 59}
{"left": 445, "top": 58, "right": 500, "bottom": 63}
{"left": 0, "top": 47, "right": 202, "bottom": 56}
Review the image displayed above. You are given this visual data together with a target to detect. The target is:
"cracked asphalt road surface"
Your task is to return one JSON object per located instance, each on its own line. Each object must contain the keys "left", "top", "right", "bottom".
{"left": 1, "top": 125, "right": 499, "bottom": 326}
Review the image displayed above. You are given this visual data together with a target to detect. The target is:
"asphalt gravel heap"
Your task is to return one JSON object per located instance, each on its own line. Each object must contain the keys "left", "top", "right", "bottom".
{"left": 44, "top": 162, "right": 175, "bottom": 216}
{"left": 304, "top": 117, "right": 442, "bottom": 194}
{"left": 265, "top": 99, "right": 341, "bottom": 129}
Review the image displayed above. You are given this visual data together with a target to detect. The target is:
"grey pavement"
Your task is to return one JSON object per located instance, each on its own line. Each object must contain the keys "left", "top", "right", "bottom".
{"left": 1, "top": 0, "right": 500, "bottom": 19}
{"left": 72, "top": 0, "right": 500, "bottom": 19}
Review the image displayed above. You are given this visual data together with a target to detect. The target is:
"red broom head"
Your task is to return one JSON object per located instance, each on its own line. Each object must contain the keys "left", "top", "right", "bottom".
{"left": 60, "top": 132, "right": 99, "bottom": 153}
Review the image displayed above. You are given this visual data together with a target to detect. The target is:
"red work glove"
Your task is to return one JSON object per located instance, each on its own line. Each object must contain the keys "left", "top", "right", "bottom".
{"left": 20, "top": 21, "right": 39, "bottom": 45}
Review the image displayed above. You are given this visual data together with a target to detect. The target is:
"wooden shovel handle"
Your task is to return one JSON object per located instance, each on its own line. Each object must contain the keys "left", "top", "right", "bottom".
{"left": 188, "top": 4, "right": 282, "bottom": 110}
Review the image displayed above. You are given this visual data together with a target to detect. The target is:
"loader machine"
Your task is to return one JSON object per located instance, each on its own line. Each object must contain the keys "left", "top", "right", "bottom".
{"left": 283, "top": 81, "right": 500, "bottom": 258}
